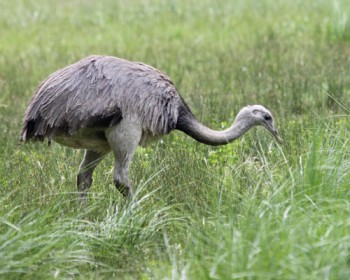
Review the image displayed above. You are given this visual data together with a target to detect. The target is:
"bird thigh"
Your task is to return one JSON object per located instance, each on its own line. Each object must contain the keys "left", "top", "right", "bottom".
{"left": 105, "top": 120, "right": 142, "bottom": 196}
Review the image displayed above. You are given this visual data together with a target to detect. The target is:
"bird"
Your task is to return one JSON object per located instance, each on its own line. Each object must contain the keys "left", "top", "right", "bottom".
{"left": 21, "top": 55, "right": 282, "bottom": 203}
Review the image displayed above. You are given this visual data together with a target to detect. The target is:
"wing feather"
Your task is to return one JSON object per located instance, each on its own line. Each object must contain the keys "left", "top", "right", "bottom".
{"left": 21, "top": 55, "right": 181, "bottom": 141}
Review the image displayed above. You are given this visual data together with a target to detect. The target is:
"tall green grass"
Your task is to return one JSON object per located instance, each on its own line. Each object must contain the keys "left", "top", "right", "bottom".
{"left": 0, "top": 0, "right": 349, "bottom": 279}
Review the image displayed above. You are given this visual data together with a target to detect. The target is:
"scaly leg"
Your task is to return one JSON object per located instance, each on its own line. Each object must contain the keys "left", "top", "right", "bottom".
{"left": 77, "top": 150, "right": 107, "bottom": 203}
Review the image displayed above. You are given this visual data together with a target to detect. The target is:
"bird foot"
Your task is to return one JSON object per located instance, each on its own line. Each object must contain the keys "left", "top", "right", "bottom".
{"left": 114, "top": 179, "right": 132, "bottom": 198}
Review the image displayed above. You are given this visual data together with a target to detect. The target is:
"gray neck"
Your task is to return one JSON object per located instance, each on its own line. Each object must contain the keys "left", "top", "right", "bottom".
{"left": 176, "top": 114, "right": 253, "bottom": 146}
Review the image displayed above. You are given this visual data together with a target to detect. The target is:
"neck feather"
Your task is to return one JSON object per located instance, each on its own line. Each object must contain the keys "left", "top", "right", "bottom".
{"left": 176, "top": 112, "right": 253, "bottom": 146}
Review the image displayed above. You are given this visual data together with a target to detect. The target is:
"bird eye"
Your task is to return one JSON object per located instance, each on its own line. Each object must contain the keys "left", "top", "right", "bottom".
{"left": 264, "top": 114, "right": 271, "bottom": 121}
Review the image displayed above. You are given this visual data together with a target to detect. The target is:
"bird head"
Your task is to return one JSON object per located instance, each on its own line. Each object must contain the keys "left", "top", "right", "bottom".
{"left": 235, "top": 105, "right": 283, "bottom": 144}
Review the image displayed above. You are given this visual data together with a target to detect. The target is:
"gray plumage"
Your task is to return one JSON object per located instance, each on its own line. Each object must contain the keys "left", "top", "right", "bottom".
{"left": 21, "top": 55, "right": 282, "bottom": 203}
{"left": 22, "top": 56, "right": 180, "bottom": 141}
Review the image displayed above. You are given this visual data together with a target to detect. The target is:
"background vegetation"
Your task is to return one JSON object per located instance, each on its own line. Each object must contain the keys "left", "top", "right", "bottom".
{"left": 0, "top": 0, "right": 349, "bottom": 279}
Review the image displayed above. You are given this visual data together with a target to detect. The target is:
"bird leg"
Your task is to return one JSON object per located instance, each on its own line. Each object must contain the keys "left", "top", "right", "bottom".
{"left": 110, "top": 142, "right": 138, "bottom": 198}
{"left": 112, "top": 156, "right": 134, "bottom": 197}
{"left": 77, "top": 150, "right": 106, "bottom": 203}
{"left": 105, "top": 119, "right": 142, "bottom": 198}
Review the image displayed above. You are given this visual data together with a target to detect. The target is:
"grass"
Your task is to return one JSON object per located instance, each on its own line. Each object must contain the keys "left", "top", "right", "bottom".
{"left": 1, "top": 0, "right": 350, "bottom": 279}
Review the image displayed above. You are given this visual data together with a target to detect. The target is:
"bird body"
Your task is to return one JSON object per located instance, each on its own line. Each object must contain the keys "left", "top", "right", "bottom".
{"left": 22, "top": 56, "right": 181, "bottom": 145}
{"left": 21, "top": 55, "right": 281, "bottom": 202}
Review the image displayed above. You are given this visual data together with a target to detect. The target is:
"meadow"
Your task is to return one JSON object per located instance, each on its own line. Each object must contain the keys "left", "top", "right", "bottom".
{"left": 0, "top": 0, "right": 350, "bottom": 279}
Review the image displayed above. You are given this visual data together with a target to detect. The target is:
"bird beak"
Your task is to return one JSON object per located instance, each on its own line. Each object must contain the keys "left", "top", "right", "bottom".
{"left": 264, "top": 123, "right": 283, "bottom": 144}
{"left": 271, "top": 128, "right": 283, "bottom": 144}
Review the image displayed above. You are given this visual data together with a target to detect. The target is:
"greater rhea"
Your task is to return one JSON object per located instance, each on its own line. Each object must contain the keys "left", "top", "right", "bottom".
{"left": 21, "top": 55, "right": 282, "bottom": 202}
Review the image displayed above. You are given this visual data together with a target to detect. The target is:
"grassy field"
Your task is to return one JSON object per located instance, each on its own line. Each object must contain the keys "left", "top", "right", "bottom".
{"left": 1, "top": 0, "right": 350, "bottom": 279}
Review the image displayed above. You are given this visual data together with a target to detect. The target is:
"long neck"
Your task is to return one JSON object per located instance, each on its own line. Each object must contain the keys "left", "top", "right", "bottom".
{"left": 175, "top": 109, "right": 253, "bottom": 146}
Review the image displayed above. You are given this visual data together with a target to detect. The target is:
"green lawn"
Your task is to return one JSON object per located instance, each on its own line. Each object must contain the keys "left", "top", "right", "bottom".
{"left": 1, "top": 0, "right": 349, "bottom": 279}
